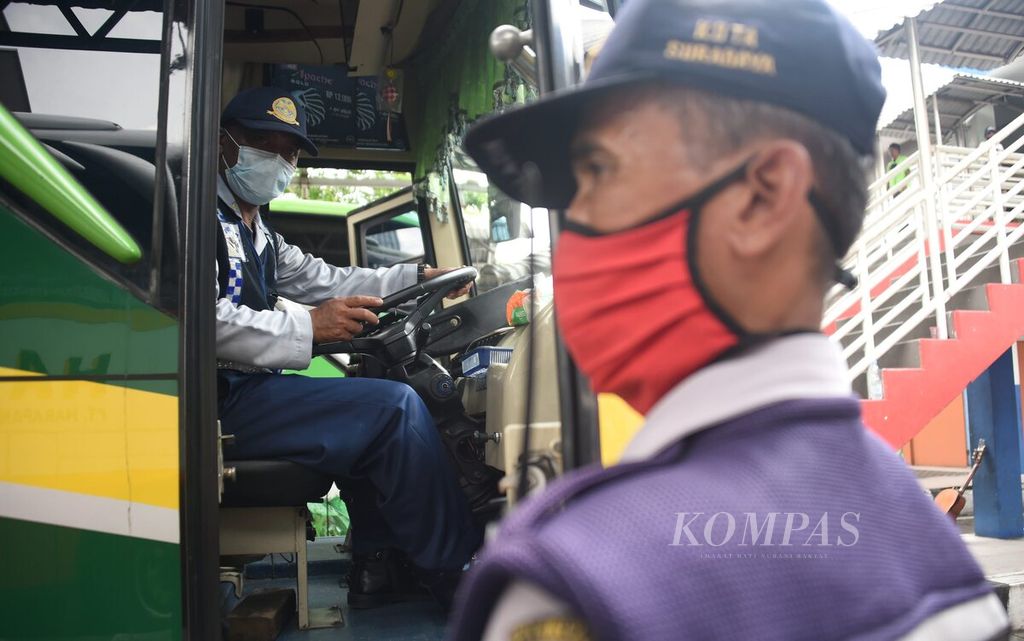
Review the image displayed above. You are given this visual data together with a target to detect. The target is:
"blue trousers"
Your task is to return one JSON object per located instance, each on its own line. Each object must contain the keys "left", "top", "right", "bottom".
{"left": 217, "top": 370, "right": 482, "bottom": 571}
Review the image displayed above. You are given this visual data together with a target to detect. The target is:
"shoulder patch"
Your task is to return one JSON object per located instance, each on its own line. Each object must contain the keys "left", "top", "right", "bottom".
{"left": 511, "top": 617, "right": 591, "bottom": 641}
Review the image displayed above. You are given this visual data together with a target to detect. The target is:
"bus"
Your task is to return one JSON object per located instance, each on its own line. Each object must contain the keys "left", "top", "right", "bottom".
{"left": 0, "top": 0, "right": 632, "bottom": 639}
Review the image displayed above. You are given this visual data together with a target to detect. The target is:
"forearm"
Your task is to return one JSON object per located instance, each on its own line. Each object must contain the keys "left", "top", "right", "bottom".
{"left": 216, "top": 298, "right": 313, "bottom": 370}
{"left": 274, "top": 234, "right": 417, "bottom": 304}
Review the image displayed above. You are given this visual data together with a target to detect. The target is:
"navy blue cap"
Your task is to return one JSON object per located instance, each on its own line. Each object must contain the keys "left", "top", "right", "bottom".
{"left": 465, "top": 0, "right": 886, "bottom": 208}
{"left": 221, "top": 86, "right": 319, "bottom": 156}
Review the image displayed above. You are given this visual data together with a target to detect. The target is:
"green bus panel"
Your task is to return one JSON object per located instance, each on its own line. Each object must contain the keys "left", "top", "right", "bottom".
{"left": 0, "top": 204, "right": 178, "bottom": 387}
{"left": 0, "top": 518, "right": 182, "bottom": 640}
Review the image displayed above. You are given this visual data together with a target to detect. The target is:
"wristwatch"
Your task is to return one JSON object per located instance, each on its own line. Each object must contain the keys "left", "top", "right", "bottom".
{"left": 416, "top": 263, "right": 427, "bottom": 283}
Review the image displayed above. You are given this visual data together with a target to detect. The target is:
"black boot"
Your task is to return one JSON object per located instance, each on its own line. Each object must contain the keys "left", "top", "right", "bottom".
{"left": 414, "top": 566, "right": 468, "bottom": 612}
{"left": 345, "top": 549, "right": 430, "bottom": 609}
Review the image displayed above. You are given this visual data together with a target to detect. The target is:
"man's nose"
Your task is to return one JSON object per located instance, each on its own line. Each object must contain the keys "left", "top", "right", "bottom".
{"left": 565, "top": 199, "right": 591, "bottom": 226}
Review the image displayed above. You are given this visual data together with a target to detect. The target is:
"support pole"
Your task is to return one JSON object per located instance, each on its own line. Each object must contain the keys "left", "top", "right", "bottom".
{"left": 932, "top": 95, "right": 944, "bottom": 189}
{"left": 907, "top": 17, "right": 948, "bottom": 338}
{"left": 533, "top": 0, "right": 602, "bottom": 469}
{"left": 965, "top": 348, "right": 1024, "bottom": 539}
{"left": 990, "top": 143, "right": 1011, "bottom": 283}
{"left": 931, "top": 92, "right": 955, "bottom": 290}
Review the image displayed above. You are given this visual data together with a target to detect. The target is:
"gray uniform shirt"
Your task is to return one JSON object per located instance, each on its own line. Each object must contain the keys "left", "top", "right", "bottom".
{"left": 215, "top": 177, "right": 416, "bottom": 370}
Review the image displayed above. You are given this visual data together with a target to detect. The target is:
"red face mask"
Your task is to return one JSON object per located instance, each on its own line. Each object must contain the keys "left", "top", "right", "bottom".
{"left": 552, "top": 163, "right": 751, "bottom": 415}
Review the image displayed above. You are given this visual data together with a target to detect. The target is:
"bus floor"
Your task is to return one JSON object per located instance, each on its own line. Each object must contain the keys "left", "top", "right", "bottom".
{"left": 227, "top": 537, "right": 447, "bottom": 641}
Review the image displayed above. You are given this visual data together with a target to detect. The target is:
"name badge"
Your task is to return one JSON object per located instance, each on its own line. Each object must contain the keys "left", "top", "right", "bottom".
{"left": 221, "top": 222, "right": 247, "bottom": 262}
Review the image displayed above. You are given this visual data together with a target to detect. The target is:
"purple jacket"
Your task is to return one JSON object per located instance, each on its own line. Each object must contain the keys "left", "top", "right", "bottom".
{"left": 449, "top": 398, "right": 999, "bottom": 641}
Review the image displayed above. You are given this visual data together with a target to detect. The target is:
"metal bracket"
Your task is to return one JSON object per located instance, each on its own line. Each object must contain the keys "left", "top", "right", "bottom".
{"left": 219, "top": 567, "right": 244, "bottom": 599}
{"left": 217, "top": 421, "right": 236, "bottom": 502}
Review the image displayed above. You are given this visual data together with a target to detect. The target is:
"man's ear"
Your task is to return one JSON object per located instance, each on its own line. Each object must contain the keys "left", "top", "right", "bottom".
{"left": 723, "top": 141, "right": 814, "bottom": 261}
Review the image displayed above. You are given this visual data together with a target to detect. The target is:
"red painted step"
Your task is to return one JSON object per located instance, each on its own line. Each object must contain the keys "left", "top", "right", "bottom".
{"left": 861, "top": 282, "right": 1024, "bottom": 448}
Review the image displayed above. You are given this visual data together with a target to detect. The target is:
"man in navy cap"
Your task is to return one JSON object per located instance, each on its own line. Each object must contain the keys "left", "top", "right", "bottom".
{"left": 448, "top": 1, "right": 1008, "bottom": 639}
{"left": 214, "top": 87, "right": 480, "bottom": 608}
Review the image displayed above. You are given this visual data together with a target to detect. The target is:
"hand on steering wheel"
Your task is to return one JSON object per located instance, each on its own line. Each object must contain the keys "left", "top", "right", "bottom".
{"left": 309, "top": 295, "right": 382, "bottom": 343}
{"left": 312, "top": 266, "right": 479, "bottom": 357}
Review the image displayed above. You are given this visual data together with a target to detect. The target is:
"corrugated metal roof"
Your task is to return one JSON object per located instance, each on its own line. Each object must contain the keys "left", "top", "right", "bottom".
{"left": 873, "top": 1, "right": 944, "bottom": 35}
{"left": 878, "top": 73, "right": 1024, "bottom": 137}
{"left": 874, "top": 0, "right": 1024, "bottom": 70}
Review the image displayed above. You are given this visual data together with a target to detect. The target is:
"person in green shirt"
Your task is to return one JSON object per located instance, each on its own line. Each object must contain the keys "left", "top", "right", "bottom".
{"left": 887, "top": 142, "right": 909, "bottom": 192}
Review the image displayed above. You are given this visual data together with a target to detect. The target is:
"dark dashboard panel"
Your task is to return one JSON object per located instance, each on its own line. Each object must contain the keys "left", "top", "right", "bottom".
{"left": 425, "top": 277, "right": 531, "bottom": 357}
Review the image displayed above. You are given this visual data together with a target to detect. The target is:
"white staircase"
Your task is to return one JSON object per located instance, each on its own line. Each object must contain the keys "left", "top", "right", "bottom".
{"left": 825, "top": 112, "right": 1024, "bottom": 385}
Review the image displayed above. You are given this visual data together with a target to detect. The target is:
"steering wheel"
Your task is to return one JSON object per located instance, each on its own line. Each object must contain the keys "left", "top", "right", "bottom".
{"left": 312, "top": 266, "right": 478, "bottom": 362}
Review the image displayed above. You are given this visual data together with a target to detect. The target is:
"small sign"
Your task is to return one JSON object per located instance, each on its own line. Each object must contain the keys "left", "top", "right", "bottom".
{"left": 221, "top": 222, "right": 247, "bottom": 261}
{"left": 270, "top": 64, "right": 408, "bottom": 151}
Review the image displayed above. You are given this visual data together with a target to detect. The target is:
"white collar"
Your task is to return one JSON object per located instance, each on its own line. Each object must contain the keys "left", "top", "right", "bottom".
{"left": 619, "top": 333, "right": 852, "bottom": 462}
{"left": 216, "top": 176, "right": 247, "bottom": 221}
{"left": 217, "top": 176, "right": 272, "bottom": 248}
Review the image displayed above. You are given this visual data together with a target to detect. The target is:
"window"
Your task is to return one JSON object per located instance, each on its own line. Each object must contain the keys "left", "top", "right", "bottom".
{"left": 347, "top": 190, "right": 433, "bottom": 271}
{"left": 0, "top": 2, "right": 178, "bottom": 309}
{"left": 452, "top": 167, "right": 552, "bottom": 294}
{"left": 364, "top": 211, "right": 425, "bottom": 268}
{"left": 269, "top": 212, "right": 351, "bottom": 268}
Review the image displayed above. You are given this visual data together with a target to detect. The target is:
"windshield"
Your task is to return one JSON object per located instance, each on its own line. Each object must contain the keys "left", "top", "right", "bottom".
{"left": 452, "top": 167, "right": 552, "bottom": 294}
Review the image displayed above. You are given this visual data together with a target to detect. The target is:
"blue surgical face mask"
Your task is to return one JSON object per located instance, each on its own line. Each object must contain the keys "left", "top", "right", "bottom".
{"left": 222, "top": 130, "right": 296, "bottom": 206}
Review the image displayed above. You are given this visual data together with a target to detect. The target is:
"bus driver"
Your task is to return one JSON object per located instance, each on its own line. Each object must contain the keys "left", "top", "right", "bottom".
{"left": 213, "top": 87, "right": 480, "bottom": 609}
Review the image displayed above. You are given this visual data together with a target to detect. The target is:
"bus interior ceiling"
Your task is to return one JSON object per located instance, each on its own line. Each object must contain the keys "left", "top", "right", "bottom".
{"left": 218, "top": 0, "right": 532, "bottom": 179}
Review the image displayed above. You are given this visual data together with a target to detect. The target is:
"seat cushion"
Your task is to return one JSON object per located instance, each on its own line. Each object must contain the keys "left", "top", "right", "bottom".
{"left": 221, "top": 459, "right": 333, "bottom": 508}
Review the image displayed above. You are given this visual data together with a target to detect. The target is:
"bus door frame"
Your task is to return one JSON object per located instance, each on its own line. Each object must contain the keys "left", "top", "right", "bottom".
{"left": 529, "top": 0, "right": 602, "bottom": 470}
{"left": 175, "top": 0, "right": 226, "bottom": 637}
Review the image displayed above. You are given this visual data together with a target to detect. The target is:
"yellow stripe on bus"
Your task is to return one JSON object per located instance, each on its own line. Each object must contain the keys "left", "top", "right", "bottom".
{"left": 0, "top": 367, "right": 178, "bottom": 510}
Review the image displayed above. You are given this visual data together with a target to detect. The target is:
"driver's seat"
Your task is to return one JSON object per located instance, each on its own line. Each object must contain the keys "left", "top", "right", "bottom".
{"left": 220, "top": 458, "right": 341, "bottom": 630}
{"left": 221, "top": 460, "right": 330, "bottom": 508}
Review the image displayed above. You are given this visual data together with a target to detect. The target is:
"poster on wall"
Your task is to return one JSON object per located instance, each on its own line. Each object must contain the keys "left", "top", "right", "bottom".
{"left": 270, "top": 64, "right": 408, "bottom": 151}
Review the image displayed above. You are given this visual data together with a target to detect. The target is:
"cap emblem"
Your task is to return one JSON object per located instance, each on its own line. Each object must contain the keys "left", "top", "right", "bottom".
{"left": 267, "top": 97, "right": 299, "bottom": 126}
